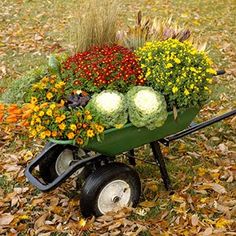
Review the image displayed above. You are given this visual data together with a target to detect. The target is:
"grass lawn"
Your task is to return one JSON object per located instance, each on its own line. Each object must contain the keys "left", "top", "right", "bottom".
{"left": 0, "top": 0, "right": 235, "bottom": 235}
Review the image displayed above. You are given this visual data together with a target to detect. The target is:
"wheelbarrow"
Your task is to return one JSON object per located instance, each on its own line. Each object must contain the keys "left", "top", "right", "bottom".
{"left": 25, "top": 72, "right": 236, "bottom": 217}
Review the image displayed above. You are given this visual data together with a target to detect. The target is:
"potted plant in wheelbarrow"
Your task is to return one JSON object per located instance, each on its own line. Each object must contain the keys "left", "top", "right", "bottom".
{"left": 2, "top": 10, "right": 235, "bottom": 217}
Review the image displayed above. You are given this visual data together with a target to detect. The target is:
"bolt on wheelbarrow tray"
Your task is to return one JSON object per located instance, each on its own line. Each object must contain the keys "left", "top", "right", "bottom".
{"left": 53, "top": 106, "right": 200, "bottom": 156}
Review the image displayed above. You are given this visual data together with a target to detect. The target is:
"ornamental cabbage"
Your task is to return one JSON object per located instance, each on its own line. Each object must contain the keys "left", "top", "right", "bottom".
{"left": 86, "top": 90, "right": 128, "bottom": 128}
{"left": 127, "top": 86, "right": 168, "bottom": 130}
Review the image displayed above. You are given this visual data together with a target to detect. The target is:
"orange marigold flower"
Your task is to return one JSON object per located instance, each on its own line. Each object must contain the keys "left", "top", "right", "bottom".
{"left": 67, "top": 132, "right": 75, "bottom": 140}
{"left": 21, "top": 121, "right": 29, "bottom": 127}
{"left": 22, "top": 110, "right": 33, "bottom": 119}
{"left": 50, "top": 78, "right": 55, "bottom": 84}
{"left": 56, "top": 116, "right": 62, "bottom": 123}
{"left": 60, "top": 114, "right": 66, "bottom": 120}
{"left": 52, "top": 131, "right": 57, "bottom": 137}
{"left": 77, "top": 123, "right": 82, "bottom": 128}
{"left": 59, "top": 99, "right": 65, "bottom": 107}
{"left": 45, "top": 130, "right": 51, "bottom": 137}
{"left": 0, "top": 103, "right": 5, "bottom": 111}
{"left": 46, "top": 92, "right": 53, "bottom": 101}
{"left": 82, "top": 123, "right": 88, "bottom": 129}
{"left": 7, "top": 104, "right": 18, "bottom": 112}
{"left": 40, "top": 102, "right": 48, "bottom": 108}
{"left": 76, "top": 138, "right": 84, "bottom": 145}
{"left": 6, "top": 115, "right": 18, "bottom": 123}
{"left": 59, "top": 123, "right": 66, "bottom": 130}
{"left": 42, "top": 77, "right": 49, "bottom": 83}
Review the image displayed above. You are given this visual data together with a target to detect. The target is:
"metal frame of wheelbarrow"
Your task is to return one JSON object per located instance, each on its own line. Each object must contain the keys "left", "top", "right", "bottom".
{"left": 25, "top": 107, "right": 236, "bottom": 192}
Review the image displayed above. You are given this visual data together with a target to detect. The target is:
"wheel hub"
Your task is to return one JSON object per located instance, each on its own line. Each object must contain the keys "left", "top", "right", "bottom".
{"left": 55, "top": 148, "right": 85, "bottom": 176}
{"left": 97, "top": 180, "right": 131, "bottom": 214}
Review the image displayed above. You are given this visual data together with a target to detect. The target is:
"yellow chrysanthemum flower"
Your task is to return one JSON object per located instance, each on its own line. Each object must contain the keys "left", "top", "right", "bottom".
{"left": 31, "top": 97, "right": 38, "bottom": 104}
{"left": 87, "top": 129, "right": 95, "bottom": 138}
{"left": 38, "top": 111, "right": 45, "bottom": 117}
{"left": 184, "top": 89, "right": 190, "bottom": 96}
{"left": 166, "top": 63, "right": 173, "bottom": 69}
{"left": 172, "top": 86, "right": 178, "bottom": 94}
{"left": 40, "top": 132, "right": 46, "bottom": 139}
{"left": 86, "top": 115, "right": 92, "bottom": 120}
{"left": 50, "top": 103, "right": 56, "bottom": 110}
{"left": 70, "top": 124, "right": 77, "bottom": 131}
{"left": 46, "top": 109, "right": 53, "bottom": 117}
{"left": 206, "top": 68, "right": 216, "bottom": 75}
{"left": 174, "top": 58, "right": 181, "bottom": 64}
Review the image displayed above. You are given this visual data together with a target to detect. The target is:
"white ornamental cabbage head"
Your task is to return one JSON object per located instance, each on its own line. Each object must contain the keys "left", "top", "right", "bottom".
{"left": 133, "top": 90, "right": 161, "bottom": 115}
{"left": 127, "top": 86, "right": 168, "bottom": 130}
{"left": 86, "top": 90, "right": 128, "bottom": 128}
{"left": 95, "top": 92, "right": 122, "bottom": 113}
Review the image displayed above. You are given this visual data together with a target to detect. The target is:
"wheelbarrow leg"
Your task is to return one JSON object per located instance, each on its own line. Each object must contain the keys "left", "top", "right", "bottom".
{"left": 127, "top": 149, "right": 136, "bottom": 166}
{"left": 150, "top": 141, "right": 172, "bottom": 190}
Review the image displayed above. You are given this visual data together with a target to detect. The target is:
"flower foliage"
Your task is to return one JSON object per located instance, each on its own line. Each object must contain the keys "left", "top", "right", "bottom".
{"left": 86, "top": 90, "right": 128, "bottom": 128}
{"left": 27, "top": 74, "right": 66, "bottom": 103}
{"left": 62, "top": 44, "right": 145, "bottom": 93}
{"left": 1, "top": 73, "right": 105, "bottom": 145}
{"left": 126, "top": 86, "right": 168, "bottom": 130}
{"left": 25, "top": 99, "right": 104, "bottom": 145}
{"left": 135, "top": 39, "right": 216, "bottom": 109}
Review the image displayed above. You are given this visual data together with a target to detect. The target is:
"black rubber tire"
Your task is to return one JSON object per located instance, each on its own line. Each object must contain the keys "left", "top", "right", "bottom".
{"left": 39, "top": 144, "right": 78, "bottom": 183}
{"left": 80, "top": 162, "right": 141, "bottom": 217}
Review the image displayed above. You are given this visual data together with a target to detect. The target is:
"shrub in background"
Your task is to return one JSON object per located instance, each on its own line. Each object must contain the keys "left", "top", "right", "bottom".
{"left": 0, "top": 66, "right": 47, "bottom": 104}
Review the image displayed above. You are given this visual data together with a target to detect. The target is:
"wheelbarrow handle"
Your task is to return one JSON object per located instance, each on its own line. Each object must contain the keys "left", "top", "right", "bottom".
{"left": 25, "top": 144, "right": 104, "bottom": 192}
{"left": 216, "top": 70, "right": 226, "bottom": 75}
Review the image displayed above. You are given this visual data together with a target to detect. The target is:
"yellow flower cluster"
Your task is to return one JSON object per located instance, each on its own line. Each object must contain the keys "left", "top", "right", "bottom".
{"left": 31, "top": 75, "right": 66, "bottom": 103}
{"left": 135, "top": 39, "right": 216, "bottom": 109}
{"left": 28, "top": 99, "right": 104, "bottom": 145}
{"left": 27, "top": 75, "right": 105, "bottom": 146}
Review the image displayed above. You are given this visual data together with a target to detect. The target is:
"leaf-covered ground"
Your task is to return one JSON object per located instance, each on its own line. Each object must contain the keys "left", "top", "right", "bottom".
{"left": 0, "top": 0, "right": 236, "bottom": 235}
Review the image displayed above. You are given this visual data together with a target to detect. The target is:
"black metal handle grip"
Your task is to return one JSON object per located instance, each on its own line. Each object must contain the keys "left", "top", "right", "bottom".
{"left": 216, "top": 70, "right": 226, "bottom": 75}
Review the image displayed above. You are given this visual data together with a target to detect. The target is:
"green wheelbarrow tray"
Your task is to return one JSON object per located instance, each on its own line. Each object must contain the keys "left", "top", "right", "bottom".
{"left": 50, "top": 106, "right": 200, "bottom": 156}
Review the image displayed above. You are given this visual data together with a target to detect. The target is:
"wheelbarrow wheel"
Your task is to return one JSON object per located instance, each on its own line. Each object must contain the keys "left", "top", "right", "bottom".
{"left": 39, "top": 144, "right": 85, "bottom": 183}
{"left": 80, "top": 162, "right": 141, "bottom": 217}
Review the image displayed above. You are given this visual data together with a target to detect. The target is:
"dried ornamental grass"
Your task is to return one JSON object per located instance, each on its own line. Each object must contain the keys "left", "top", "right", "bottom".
{"left": 71, "top": 0, "right": 120, "bottom": 52}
